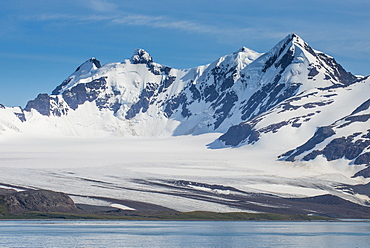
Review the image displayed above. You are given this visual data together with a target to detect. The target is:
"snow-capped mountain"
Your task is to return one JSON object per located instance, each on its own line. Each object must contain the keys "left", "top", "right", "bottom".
{"left": 4, "top": 34, "right": 360, "bottom": 136}
{"left": 214, "top": 36, "right": 369, "bottom": 173}
{"left": 2, "top": 34, "right": 369, "bottom": 164}
{"left": 1, "top": 34, "right": 370, "bottom": 217}
{"left": 9, "top": 34, "right": 367, "bottom": 166}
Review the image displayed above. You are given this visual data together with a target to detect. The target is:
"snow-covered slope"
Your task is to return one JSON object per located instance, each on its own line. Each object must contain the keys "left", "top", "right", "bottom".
{"left": 279, "top": 77, "right": 370, "bottom": 168}
{"left": 0, "top": 104, "right": 24, "bottom": 136}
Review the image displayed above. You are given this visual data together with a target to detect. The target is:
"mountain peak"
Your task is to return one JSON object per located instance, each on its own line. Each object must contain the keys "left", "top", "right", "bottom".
{"left": 255, "top": 33, "right": 316, "bottom": 75}
{"left": 130, "top": 48, "right": 153, "bottom": 64}
{"left": 89, "top": 57, "right": 102, "bottom": 69}
{"left": 51, "top": 57, "right": 101, "bottom": 95}
{"left": 273, "top": 33, "right": 306, "bottom": 53}
{"left": 75, "top": 57, "right": 101, "bottom": 73}
{"left": 234, "top": 46, "right": 261, "bottom": 57}
{"left": 282, "top": 33, "right": 304, "bottom": 44}
{"left": 237, "top": 46, "right": 254, "bottom": 53}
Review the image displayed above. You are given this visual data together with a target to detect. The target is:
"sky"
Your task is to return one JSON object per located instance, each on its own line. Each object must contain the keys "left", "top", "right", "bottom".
{"left": 1, "top": 0, "right": 370, "bottom": 107}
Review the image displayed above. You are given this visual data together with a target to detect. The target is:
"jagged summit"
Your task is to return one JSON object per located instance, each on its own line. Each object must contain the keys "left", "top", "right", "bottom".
{"left": 75, "top": 57, "right": 102, "bottom": 72}
{"left": 234, "top": 46, "right": 260, "bottom": 55}
{"left": 51, "top": 57, "right": 102, "bottom": 95}
{"left": 130, "top": 48, "right": 153, "bottom": 64}
{"left": 279, "top": 33, "right": 306, "bottom": 47}
{"left": 231, "top": 46, "right": 261, "bottom": 65}
{"left": 254, "top": 33, "right": 312, "bottom": 73}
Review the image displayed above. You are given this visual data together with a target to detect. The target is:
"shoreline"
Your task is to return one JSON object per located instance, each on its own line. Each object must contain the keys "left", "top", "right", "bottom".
{"left": 0, "top": 211, "right": 337, "bottom": 221}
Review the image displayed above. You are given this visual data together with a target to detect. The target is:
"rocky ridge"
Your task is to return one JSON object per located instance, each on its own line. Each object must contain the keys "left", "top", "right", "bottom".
{"left": 0, "top": 189, "right": 77, "bottom": 215}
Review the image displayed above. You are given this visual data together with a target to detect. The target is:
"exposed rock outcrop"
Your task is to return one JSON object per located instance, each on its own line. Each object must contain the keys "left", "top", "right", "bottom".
{"left": 1, "top": 190, "right": 77, "bottom": 214}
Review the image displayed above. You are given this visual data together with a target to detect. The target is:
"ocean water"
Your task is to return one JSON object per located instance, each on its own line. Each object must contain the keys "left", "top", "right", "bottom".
{"left": 0, "top": 220, "right": 369, "bottom": 247}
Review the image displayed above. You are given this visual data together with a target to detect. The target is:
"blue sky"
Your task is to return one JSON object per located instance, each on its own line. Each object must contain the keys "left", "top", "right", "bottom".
{"left": 1, "top": 0, "right": 370, "bottom": 107}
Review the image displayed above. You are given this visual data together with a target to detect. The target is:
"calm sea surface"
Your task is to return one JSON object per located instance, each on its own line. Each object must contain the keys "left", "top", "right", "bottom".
{"left": 0, "top": 220, "right": 369, "bottom": 247}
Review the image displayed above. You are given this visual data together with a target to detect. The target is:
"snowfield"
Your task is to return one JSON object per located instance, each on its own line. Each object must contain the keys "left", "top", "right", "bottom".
{"left": 0, "top": 133, "right": 369, "bottom": 212}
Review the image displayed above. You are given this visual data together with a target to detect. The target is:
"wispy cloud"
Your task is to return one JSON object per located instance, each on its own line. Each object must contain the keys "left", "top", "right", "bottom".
{"left": 25, "top": 11, "right": 285, "bottom": 43}
{"left": 28, "top": 12, "right": 231, "bottom": 35}
{"left": 27, "top": 13, "right": 112, "bottom": 22}
{"left": 89, "top": 0, "right": 117, "bottom": 13}
{"left": 111, "top": 14, "right": 227, "bottom": 35}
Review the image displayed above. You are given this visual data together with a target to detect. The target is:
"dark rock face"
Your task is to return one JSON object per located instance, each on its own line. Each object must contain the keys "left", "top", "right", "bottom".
{"left": 212, "top": 91, "right": 238, "bottom": 129}
{"left": 281, "top": 126, "right": 335, "bottom": 161}
{"left": 24, "top": 94, "right": 51, "bottom": 116}
{"left": 303, "top": 101, "right": 333, "bottom": 109}
{"left": 323, "top": 138, "right": 359, "bottom": 161}
{"left": 354, "top": 153, "right": 370, "bottom": 165}
{"left": 126, "top": 83, "right": 159, "bottom": 119}
{"left": 1, "top": 190, "right": 77, "bottom": 214}
{"left": 158, "top": 76, "right": 176, "bottom": 93}
{"left": 345, "top": 114, "right": 370, "bottom": 123}
{"left": 189, "top": 83, "right": 201, "bottom": 101}
{"left": 308, "top": 67, "right": 319, "bottom": 79}
{"left": 62, "top": 77, "right": 108, "bottom": 110}
{"left": 75, "top": 58, "right": 101, "bottom": 72}
{"left": 130, "top": 49, "right": 153, "bottom": 64}
{"left": 353, "top": 167, "right": 370, "bottom": 178}
{"left": 302, "top": 134, "right": 370, "bottom": 163}
{"left": 163, "top": 93, "right": 188, "bottom": 118}
{"left": 15, "top": 112, "right": 26, "bottom": 122}
{"left": 25, "top": 77, "right": 108, "bottom": 116}
{"left": 262, "top": 34, "right": 294, "bottom": 73}
{"left": 0, "top": 104, "right": 5, "bottom": 109}
{"left": 292, "top": 123, "right": 370, "bottom": 164}
{"left": 210, "top": 65, "right": 237, "bottom": 92}
{"left": 316, "top": 53, "right": 357, "bottom": 85}
{"left": 275, "top": 47, "right": 294, "bottom": 73}
{"left": 219, "top": 123, "right": 259, "bottom": 146}
{"left": 89, "top": 58, "right": 101, "bottom": 70}
{"left": 241, "top": 83, "right": 275, "bottom": 120}
{"left": 240, "top": 82, "right": 301, "bottom": 121}
{"left": 351, "top": 99, "right": 370, "bottom": 115}
{"left": 260, "top": 121, "right": 289, "bottom": 133}
{"left": 201, "top": 84, "right": 217, "bottom": 103}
